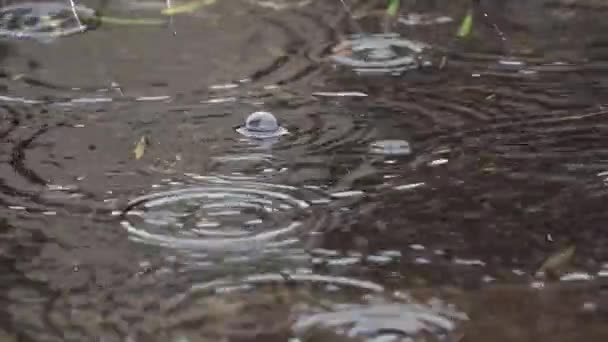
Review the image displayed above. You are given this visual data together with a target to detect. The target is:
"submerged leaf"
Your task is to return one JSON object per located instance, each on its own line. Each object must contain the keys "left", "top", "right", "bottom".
{"left": 537, "top": 245, "right": 576, "bottom": 279}
{"left": 456, "top": 9, "right": 473, "bottom": 38}
{"left": 133, "top": 136, "right": 149, "bottom": 160}
{"left": 161, "top": 0, "right": 216, "bottom": 15}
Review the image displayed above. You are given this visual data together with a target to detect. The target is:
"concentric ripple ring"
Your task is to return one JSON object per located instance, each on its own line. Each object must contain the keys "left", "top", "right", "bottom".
{"left": 121, "top": 176, "right": 328, "bottom": 255}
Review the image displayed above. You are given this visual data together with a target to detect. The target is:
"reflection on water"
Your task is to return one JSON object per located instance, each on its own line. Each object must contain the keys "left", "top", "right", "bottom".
{"left": 1, "top": 0, "right": 608, "bottom": 341}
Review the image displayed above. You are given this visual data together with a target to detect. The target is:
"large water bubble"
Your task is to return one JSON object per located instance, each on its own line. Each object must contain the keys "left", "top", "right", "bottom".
{"left": 331, "top": 33, "right": 429, "bottom": 75}
{"left": 236, "top": 111, "right": 289, "bottom": 139}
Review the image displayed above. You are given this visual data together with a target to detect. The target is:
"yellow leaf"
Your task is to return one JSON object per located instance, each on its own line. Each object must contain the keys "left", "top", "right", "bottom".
{"left": 133, "top": 136, "right": 149, "bottom": 160}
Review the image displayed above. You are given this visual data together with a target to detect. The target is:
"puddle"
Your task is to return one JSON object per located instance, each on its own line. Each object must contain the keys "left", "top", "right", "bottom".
{"left": 1, "top": 0, "right": 608, "bottom": 341}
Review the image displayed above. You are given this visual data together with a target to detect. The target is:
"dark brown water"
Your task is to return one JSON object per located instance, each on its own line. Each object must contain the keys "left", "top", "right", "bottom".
{"left": 1, "top": 0, "right": 608, "bottom": 341}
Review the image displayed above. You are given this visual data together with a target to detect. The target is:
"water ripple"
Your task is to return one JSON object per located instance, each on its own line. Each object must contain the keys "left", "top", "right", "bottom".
{"left": 121, "top": 175, "right": 331, "bottom": 259}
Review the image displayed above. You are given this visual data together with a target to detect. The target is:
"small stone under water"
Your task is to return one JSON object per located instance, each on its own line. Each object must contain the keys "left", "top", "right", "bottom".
{"left": 236, "top": 111, "right": 289, "bottom": 139}
{"left": 369, "top": 140, "right": 412, "bottom": 156}
{"left": 331, "top": 33, "right": 429, "bottom": 75}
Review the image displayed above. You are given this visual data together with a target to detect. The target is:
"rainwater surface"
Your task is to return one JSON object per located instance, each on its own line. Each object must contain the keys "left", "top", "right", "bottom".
{"left": 1, "top": 0, "right": 608, "bottom": 341}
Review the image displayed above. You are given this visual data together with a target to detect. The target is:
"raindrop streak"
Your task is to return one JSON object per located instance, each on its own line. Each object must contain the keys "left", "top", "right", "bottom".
{"left": 331, "top": 33, "right": 429, "bottom": 75}
{"left": 236, "top": 111, "right": 289, "bottom": 139}
{"left": 121, "top": 176, "right": 329, "bottom": 258}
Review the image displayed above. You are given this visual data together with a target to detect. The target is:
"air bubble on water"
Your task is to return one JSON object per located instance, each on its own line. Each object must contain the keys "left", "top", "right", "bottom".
{"left": 369, "top": 139, "right": 412, "bottom": 156}
{"left": 236, "top": 111, "right": 289, "bottom": 139}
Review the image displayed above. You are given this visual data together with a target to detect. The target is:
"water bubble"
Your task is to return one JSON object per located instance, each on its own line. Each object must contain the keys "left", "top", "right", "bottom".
{"left": 369, "top": 140, "right": 412, "bottom": 156}
{"left": 236, "top": 111, "right": 289, "bottom": 139}
{"left": 331, "top": 33, "right": 429, "bottom": 75}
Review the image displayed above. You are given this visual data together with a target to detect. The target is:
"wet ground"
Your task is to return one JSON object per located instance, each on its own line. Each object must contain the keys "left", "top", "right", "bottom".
{"left": 1, "top": 0, "right": 608, "bottom": 341}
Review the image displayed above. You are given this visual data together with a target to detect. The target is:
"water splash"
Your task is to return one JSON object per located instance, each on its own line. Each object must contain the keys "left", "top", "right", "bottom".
{"left": 0, "top": 2, "right": 95, "bottom": 42}
{"left": 330, "top": 33, "right": 429, "bottom": 75}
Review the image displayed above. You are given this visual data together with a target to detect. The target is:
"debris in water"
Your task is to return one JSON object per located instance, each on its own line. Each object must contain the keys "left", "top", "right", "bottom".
{"left": 133, "top": 135, "right": 150, "bottom": 160}
{"left": 236, "top": 111, "right": 289, "bottom": 139}
{"left": 536, "top": 245, "right": 576, "bottom": 280}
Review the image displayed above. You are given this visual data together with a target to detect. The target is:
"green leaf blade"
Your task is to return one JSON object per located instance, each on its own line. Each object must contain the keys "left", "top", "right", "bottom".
{"left": 457, "top": 10, "right": 473, "bottom": 38}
